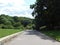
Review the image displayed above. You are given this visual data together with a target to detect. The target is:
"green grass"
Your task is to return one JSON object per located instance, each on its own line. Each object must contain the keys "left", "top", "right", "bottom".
{"left": 0, "top": 29, "right": 22, "bottom": 38}
{"left": 41, "top": 30, "right": 60, "bottom": 41}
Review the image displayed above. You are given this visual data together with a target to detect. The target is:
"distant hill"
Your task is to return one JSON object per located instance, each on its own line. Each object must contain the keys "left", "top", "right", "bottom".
{"left": 0, "top": 14, "right": 33, "bottom": 29}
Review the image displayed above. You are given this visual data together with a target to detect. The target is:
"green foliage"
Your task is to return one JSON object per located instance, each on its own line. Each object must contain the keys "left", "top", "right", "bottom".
{"left": 30, "top": 0, "right": 47, "bottom": 30}
{"left": 0, "top": 14, "right": 33, "bottom": 29}
{"left": 0, "top": 24, "right": 4, "bottom": 28}
{"left": 0, "top": 24, "right": 14, "bottom": 29}
{"left": 26, "top": 24, "right": 33, "bottom": 29}
{"left": 30, "top": 0, "right": 60, "bottom": 30}
{"left": 30, "top": 4, "right": 35, "bottom": 9}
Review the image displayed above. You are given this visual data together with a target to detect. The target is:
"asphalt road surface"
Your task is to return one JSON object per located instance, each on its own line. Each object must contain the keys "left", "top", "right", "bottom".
{"left": 4, "top": 30, "right": 60, "bottom": 45}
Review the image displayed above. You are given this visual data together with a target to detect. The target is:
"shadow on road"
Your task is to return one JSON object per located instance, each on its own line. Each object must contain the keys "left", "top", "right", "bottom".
{"left": 25, "top": 30, "right": 57, "bottom": 42}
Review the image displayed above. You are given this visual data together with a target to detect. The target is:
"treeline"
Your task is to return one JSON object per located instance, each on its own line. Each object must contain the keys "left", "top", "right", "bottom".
{"left": 30, "top": 0, "right": 60, "bottom": 30}
{"left": 0, "top": 14, "right": 33, "bottom": 29}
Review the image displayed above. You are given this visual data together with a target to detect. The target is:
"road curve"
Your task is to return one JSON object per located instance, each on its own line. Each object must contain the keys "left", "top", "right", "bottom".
{"left": 4, "top": 30, "right": 60, "bottom": 45}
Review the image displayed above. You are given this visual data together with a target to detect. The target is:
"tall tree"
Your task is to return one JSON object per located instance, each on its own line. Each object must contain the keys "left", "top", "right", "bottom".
{"left": 31, "top": 0, "right": 60, "bottom": 30}
{"left": 30, "top": 0, "right": 48, "bottom": 30}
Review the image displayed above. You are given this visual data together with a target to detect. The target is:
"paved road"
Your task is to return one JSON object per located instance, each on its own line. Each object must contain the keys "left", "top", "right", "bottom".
{"left": 4, "top": 30, "right": 60, "bottom": 45}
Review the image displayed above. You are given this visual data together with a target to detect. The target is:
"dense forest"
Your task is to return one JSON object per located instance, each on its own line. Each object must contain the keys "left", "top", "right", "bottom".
{"left": 0, "top": 14, "right": 33, "bottom": 29}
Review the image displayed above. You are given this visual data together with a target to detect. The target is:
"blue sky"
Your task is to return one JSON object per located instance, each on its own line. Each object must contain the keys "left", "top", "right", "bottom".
{"left": 0, "top": 0, "right": 36, "bottom": 18}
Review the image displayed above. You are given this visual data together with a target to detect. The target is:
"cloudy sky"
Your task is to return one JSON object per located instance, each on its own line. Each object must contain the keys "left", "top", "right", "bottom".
{"left": 0, "top": 0, "right": 35, "bottom": 18}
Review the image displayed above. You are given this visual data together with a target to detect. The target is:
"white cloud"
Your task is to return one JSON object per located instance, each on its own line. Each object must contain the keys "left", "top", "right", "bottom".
{"left": 0, "top": 0, "right": 34, "bottom": 19}
{"left": 0, "top": 0, "right": 25, "bottom": 5}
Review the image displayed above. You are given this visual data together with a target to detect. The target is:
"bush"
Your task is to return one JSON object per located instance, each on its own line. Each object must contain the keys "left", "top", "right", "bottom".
{"left": 14, "top": 25, "right": 24, "bottom": 29}
{"left": 0, "top": 24, "right": 14, "bottom": 29}
{"left": 0, "top": 24, "right": 4, "bottom": 29}
{"left": 0, "top": 14, "right": 33, "bottom": 29}
{"left": 26, "top": 24, "right": 33, "bottom": 29}
{"left": 5, "top": 25, "right": 14, "bottom": 29}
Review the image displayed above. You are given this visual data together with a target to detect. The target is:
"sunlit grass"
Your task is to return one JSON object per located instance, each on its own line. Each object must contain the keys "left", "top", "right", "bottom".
{"left": 0, "top": 29, "right": 22, "bottom": 38}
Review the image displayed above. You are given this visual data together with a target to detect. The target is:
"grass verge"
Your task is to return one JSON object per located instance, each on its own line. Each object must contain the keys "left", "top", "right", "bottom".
{"left": 0, "top": 29, "right": 22, "bottom": 38}
{"left": 41, "top": 30, "right": 60, "bottom": 41}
